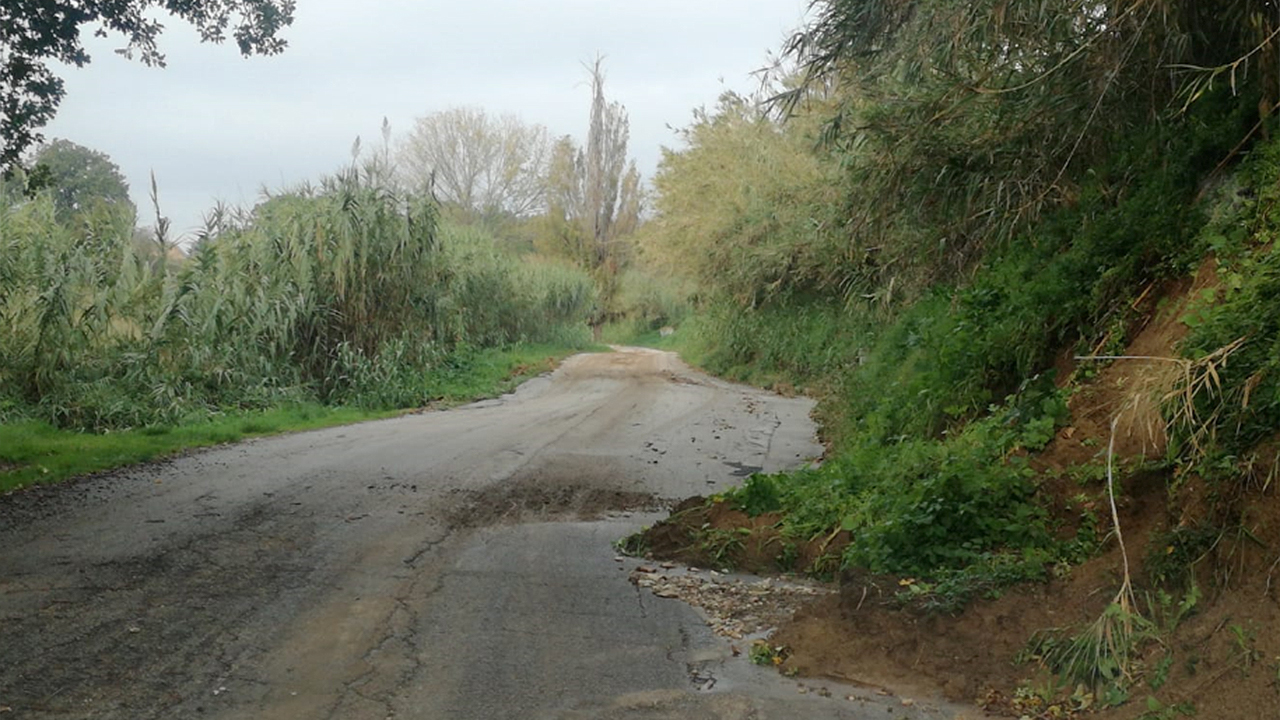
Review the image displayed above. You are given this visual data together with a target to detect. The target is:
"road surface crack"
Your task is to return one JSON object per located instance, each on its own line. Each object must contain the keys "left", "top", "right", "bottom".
{"left": 632, "top": 581, "right": 649, "bottom": 618}
{"left": 322, "top": 536, "right": 449, "bottom": 720}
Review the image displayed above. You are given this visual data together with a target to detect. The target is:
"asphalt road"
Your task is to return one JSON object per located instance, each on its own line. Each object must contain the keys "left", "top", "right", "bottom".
{"left": 0, "top": 348, "right": 960, "bottom": 719}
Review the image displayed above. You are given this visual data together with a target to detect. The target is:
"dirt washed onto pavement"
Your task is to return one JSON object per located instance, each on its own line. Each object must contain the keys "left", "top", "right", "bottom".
{"left": 0, "top": 348, "right": 969, "bottom": 719}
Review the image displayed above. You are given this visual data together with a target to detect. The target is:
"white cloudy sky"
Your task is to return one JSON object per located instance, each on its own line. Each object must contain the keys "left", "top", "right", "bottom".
{"left": 44, "top": 0, "right": 810, "bottom": 238}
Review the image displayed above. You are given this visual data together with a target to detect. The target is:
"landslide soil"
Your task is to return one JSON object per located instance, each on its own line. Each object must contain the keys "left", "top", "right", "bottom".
{"left": 636, "top": 267, "right": 1280, "bottom": 720}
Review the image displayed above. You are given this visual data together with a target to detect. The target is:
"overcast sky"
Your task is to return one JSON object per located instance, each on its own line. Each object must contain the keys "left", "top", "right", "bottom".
{"left": 43, "top": 0, "right": 810, "bottom": 239}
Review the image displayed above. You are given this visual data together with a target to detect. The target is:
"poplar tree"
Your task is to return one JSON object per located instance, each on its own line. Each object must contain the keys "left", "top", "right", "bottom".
{"left": 541, "top": 59, "right": 642, "bottom": 330}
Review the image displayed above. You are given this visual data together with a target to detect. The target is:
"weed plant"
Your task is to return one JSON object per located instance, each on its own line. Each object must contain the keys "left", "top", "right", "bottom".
{"left": 0, "top": 341, "right": 581, "bottom": 493}
{"left": 1021, "top": 601, "right": 1157, "bottom": 708}
{"left": 1173, "top": 138, "right": 1280, "bottom": 484}
{"left": 684, "top": 299, "right": 871, "bottom": 391}
{"left": 728, "top": 394, "right": 1069, "bottom": 577}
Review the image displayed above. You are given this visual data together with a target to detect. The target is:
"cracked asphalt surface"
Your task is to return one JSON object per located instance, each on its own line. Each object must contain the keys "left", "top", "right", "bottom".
{"left": 0, "top": 348, "right": 961, "bottom": 719}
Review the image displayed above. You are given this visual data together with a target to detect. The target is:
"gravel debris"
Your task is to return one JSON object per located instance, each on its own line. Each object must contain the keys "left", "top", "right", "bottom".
{"left": 628, "top": 566, "right": 834, "bottom": 638}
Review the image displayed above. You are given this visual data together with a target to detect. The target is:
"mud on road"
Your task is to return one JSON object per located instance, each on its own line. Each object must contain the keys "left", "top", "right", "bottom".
{"left": 0, "top": 348, "right": 961, "bottom": 719}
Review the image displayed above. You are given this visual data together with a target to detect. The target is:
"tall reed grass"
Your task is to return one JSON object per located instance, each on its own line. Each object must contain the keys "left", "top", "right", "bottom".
{"left": 0, "top": 164, "right": 596, "bottom": 430}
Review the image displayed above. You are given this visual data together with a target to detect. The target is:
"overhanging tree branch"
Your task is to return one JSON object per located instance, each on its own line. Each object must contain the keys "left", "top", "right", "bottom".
{"left": 0, "top": 0, "right": 295, "bottom": 173}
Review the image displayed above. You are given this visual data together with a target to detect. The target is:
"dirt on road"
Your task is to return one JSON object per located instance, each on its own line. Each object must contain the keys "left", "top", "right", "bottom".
{"left": 0, "top": 348, "right": 964, "bottom": 719}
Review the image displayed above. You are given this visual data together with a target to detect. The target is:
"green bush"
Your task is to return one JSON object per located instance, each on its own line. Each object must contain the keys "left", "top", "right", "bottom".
{"left": 607, "top": 267, "right": 691, "bottom": 334}
{"left": 1174, "top": 138, "right": 1280, "bottom": 470}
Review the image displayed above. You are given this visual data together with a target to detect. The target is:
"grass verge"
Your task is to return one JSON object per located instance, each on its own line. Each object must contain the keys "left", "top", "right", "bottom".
{"left": 0, "top": 342, "right": 592, "bottom": 493}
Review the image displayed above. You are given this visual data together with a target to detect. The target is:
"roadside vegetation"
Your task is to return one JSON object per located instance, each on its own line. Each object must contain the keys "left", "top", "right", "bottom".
{"left": 0, "top": 156, "right": 598, "bottom": 491}
{"left": 9, "top": 2, "right": 1280, "bottom": 713}
{"left": 623, "top": 2, "right": 1280, "bottom": 716}
{"left": 0, "top": 161, "right": 595, "bottom": 427}
{"left": 1, "top": 57, "right": 664, "bottom": 494}
{"left": 0, "top": 344, "right": 577, "bottom": 493}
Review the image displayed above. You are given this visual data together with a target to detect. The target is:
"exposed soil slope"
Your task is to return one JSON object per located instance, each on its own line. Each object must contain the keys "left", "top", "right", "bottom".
{"left": 635, "top": 269, "right": 1280, "bottom": 720}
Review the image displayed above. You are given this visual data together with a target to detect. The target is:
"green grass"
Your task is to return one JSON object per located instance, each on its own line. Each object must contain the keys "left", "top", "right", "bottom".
{"left": 420, "top": 342, "right": 606, "bottom": 403}
{"left": 0, "top": 405, "right": 396, "bottom": 492}
{"left": 598, "top": 321, "right": 680, "bottom": 350}
{"left": 0, "top": 342, "right": 590, "bottom": 493}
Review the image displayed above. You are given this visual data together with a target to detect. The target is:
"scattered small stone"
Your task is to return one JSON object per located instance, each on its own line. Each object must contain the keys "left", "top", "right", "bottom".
{"left": 630, "top": 569, "right": 832, "bottom": 639}
{"left": 660, "top": 561, "right": 676, "bottom": 569}
{"left": 614, "top": 556, "right": 625, "bottom": 563}
{"left": 635, "top": 565, "right": 657, "bottom": 574}
{"left": 900, "top": 698, "right": 914, "bottom": 707}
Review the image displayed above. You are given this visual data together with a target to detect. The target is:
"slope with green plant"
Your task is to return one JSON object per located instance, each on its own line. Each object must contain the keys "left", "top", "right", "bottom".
{"left": 633, "top": 2, "right": 1280, "bottom": 715}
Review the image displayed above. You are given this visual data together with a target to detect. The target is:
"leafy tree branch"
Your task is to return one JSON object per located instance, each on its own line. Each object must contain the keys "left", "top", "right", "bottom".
{"left": 0, "top": 0, "right": 295, "bottom": 171}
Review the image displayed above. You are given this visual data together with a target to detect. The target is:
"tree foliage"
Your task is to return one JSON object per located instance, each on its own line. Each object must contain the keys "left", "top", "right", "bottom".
{"left": 0, "top": 0, "right": 295, "bottom": 171}
{"left": 30, "top": 138, "right": 134, "bottom": 222}
{"left": 647, "top": 91, "right": 843, "bottom": 307}
{"left": 540, "top": 59, "right": 642, "bottom": 323}
{"left": 398, "top": 107, "right": 552, "bottom": 221}
{"left": 776, "top": 0, "right": 1280, "bottom": 286}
